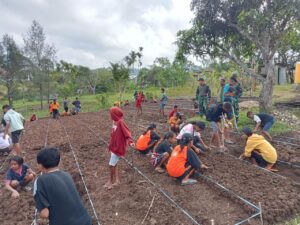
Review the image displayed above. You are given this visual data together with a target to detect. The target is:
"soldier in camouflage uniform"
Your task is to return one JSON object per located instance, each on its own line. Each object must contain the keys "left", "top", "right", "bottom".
{"left": 229, "top": 75, "right": 243, "bottom": 123}
{"left": 196, "top": 78, "right": 211, "bottom": 117}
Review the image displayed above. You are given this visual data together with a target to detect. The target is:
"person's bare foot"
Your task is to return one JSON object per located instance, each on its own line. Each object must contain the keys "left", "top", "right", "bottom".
{"left": 155, "top": 167, "right": 165, "bottom": 173}
{"left": 104, "top": 181, "right": 112, "bottom": 188}
{"left": 112, "top": 180, "right": 120, "bottom": 187}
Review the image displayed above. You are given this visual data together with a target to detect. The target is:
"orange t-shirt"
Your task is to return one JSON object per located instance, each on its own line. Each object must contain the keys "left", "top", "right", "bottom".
{"left": 166, "top": 145, "right": 188, "bottom": 177}
{"left": 169, "top": 116, "right": 180, "bottom": 125}
{"left": 51, "top": 102, "right": 59, "bottom": 110}
{"left": 136, "top": 131, "right": 151, "bottom": 151}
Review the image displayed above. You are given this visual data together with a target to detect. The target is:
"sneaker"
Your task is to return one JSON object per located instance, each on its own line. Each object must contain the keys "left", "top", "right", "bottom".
{"left": 225, "top": 139, "right": 235, "bottom": 144}
{"left": 23, "top": 186, "right": 32, "bottom": 192}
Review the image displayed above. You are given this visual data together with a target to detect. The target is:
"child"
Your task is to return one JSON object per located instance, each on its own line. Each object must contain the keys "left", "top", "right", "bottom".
{"left": 239, "top": 127, "right": 278, "bottom": 171}
{"left": 30, "top": 114, "right": 37, "bottom": 121}
{"left": 159, "top": 88, "right": 168, "bottom": 116}
{"left": 50, "top": 99, "right": 60, "bottom": 119}
{"left": 49, "top": 101, "right": 53, "bottom": 116}
{"left": 169, "top": 113, "right": 181, "bottom": 134}
{"left": 247, "top": 111, "right": 275, "bottom": 141}
{"left": 177, "top": 121, "right": 209, "bottom": 154}
{"left": 5, "top": 156, "right": 35, "bottom": 198}
{"left": 136, "top": 123, "right": 160, "bottom": 155}
{"left": 33, "top": 148, "right": 92, "bottom": 224}
{"left": 136, "top": 92, "right": 143, "bottom": 115}
{"left": 167, "top": 133, "right": 208, "bottom": 185}
{"left": 124, "top": 100, "right": 130, "bottom": 106}
{"left": 168, "top": 105, "right": 178, "bottom": 119}
{"left": 152, "top": 131, "right": 177, "bottom": 173}
{"left": 206, "top": 102, "right": 234, "bottom": 149}
{"left": 72, "top": 97, "right": 81, "bottom": 114}
{"left": 105, "top": 107, "right": 134, "bottom": 190}
{"left": 0, "top": 128, "right": 11, "bottom": 155}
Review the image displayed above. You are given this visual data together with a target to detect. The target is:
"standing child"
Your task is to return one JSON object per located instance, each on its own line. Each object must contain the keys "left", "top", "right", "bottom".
{"left": 247, "top": 111, "right": 275, "bottom": 141}
{"left": 167, "top": 133, "right": 208, "bottom": 185}
{"left": 105, "top": 107, "right": 135, "bottom": 190}
{"left": 34, "top": 148, "right": 92, "bottom": 225}
{"left": 159, "top": 88, "right": 168, "bottom": 116}
{"left": 50, "top": 99, "right": 60, "bottom": 119}
{"left": 135, "top": 123, "right": 160, "bottom": 155}
{"left": 152, "top": 131, "right": 177, "bottom": 173}
{"left": 5, "top": 156, "right": 35, "bottom": 198}
{"left": 136, "top": 91, "right": 143, "bottom": 115}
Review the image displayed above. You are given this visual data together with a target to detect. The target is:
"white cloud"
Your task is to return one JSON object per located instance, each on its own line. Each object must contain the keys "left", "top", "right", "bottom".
{"left": 0, "top": 0, "right": 193, "bottom": 68}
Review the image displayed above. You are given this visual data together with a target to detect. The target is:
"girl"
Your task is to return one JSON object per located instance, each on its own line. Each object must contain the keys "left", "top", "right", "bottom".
{"left": 167, "top": 133, "right": 208, "bottom": 185}
{"left": 136, "top": 92, "right": 143, "bottom": 115}
{"left": 136, "top": 123, "right": 160, "bottom": 155}
{"left": 5, "top": 156, "right": 35, "bottom": 198}
{"left": 152, "top": 131, "right": 177, "bottom": 173}
{"left": 105, "top": 107, "right": 134, "bottom": 190}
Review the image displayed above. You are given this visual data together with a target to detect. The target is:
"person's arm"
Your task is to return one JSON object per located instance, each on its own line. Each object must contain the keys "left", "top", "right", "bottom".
{"left": 239, "top": 140, "right": 255, "bottom": 159}
{"left": 5, "top": 181, "right": 20, "bottom": 198}
{"left": 40, "top": 208, "right": 49, "bottom": 218}
{"left": 4, "top": 121, "right": 10, "bottom": 138}
{"left": 253, "top": 115, "right": 261, "bottom": 132}
{"left": 199, "top": 137, "right": 208, "bottom": 148}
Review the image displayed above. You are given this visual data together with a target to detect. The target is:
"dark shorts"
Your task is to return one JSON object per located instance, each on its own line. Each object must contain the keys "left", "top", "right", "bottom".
{"left": 11, "top": 130, "right": 22, "bottom": 144}
{"left": 251, "top": 151, "right": 269, "bottom": 167}
{"left": 53, "top": 109, "right": 59, "bottom": 118}
{"left": 64, "top": 107, "right": 69, "bottom": 112}
{"left": 262, "top": 119, "right": 275, "bottom": 131}
{"left": 160, "top": 103, "right": 166, "bottom": 109}
{"left": 0, "top": 147, "right": 11, "bottom": 154}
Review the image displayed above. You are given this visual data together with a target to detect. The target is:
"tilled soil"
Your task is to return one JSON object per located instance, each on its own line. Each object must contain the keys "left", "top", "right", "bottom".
{"left": 78, "top": 110, "right": 300, "bottom": 225}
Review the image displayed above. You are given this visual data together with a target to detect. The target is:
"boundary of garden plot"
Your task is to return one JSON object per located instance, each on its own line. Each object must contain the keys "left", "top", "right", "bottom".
{"left": 75, "top": 117, "right": 262, "bottom": 225}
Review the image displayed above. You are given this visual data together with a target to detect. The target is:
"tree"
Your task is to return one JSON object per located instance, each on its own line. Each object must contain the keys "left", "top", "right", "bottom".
{"left": 177, "top": 0, "right": 300, "bottom": 112}
{"left": 23, "top": 20, "right": 56, "bottom": 108}
{"left": 110, "top": 62, "right": 129, "bottom": 101}
{"left": 0, "top": 34, "right": 27, "bottom": 106}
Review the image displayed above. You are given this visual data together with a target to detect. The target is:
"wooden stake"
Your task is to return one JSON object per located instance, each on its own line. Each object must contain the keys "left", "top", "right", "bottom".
{"left": 259, "top": 202, "right": 263, "bottom": 225}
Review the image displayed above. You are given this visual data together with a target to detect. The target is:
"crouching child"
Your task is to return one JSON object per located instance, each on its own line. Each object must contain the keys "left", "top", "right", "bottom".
{"left": 135, "top": 123, "right": 160, "bottom": 155}
{"left": 151, "top": 131, "right": 177, "bottom": 173}
{"left": 167, "top": 133, "right": 208, "bottom": 185}
{"left": 5, "top": 156, "right": 35, "bottom": 198}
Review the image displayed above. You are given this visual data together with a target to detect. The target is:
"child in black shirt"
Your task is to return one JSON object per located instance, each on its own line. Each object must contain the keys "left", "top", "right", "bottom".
{"left": 33, "top": 147, "right": 92, "bottom": 225}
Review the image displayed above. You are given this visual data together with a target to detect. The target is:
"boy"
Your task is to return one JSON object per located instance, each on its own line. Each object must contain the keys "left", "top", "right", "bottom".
{"left": 0, "top": 127, "right": 11, "bottom": 155}
{"left": 34, "top": 148, "right": 92, "bottom": 225}
{"left": 72, "top": 97, "right": 81, "bottom": 114}
{"left": 159, "top": 88, "right": 168, "bottom": 116}
{"left": 63, "top": 97, "right": 69, "bottom": 113}
{"left": 105, "top": 107, "right": 134, "bottom": 190}
{"left": 169, "top": 112, "right": 181, "bottom": 134}
{"left": 247, "top": 111, "right": 275, "bottom": 141}
{"left": 206, "top": 102, "right": 234, "bottom": 149}
{"left": 168, "top": 105, "right": 178, "bottom": 119}
{"left": 195, "top": 78, "right": 211, "bottom": 117}
{"left": 3, "top": 105, "right": 25, "bottom": 155}
{"left": 239, "top": 127, "right": 277, "bottom": 171}
{"left": 152, "top": 131, "right": 177, "bottom": 173}
{"left": 50, "top": 99, "right": 60, "bottom": 119}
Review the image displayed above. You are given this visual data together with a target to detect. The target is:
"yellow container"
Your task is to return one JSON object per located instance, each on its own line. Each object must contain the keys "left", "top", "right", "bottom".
{"left": 295, "top": 62, "right": 300, "bottom": 84}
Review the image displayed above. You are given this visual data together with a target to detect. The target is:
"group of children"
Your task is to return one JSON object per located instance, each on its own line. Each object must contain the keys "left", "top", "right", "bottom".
{"left": 49, "top": 97, "right": 81, "bottom": 118}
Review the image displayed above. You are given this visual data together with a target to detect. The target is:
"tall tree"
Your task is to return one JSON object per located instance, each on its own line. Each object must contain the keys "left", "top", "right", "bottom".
{"left": 177, "top": 0, "right": 300, "bottom": 112}
{"left": 23, "top": 20, "right": 56, "bottom": 108}
{"left": 110, "top": 62, "right": 129, "bottom": 101}
{"left": 0, "top": 34, "right": 27, "bottom": 106}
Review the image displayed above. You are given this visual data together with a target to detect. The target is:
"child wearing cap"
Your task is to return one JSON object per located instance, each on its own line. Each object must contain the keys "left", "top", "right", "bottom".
{"left": 239, "top": 127, "right": 278, "bottom": 171}
{"left": 136, "top": 123, "right": 161, "bottom": 155}
{"left": 167, "top": 133, "right": 208, "bottom": 185}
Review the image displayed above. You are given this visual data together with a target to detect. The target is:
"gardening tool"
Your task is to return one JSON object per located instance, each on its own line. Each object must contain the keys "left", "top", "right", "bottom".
{"left": 220, "top": 114, "right": 226, "bottom": 152}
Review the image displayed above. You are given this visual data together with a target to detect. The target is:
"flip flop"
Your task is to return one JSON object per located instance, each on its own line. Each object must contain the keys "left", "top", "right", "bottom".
{"left": 181, "top": 179, "right": 198, "bottom": 186}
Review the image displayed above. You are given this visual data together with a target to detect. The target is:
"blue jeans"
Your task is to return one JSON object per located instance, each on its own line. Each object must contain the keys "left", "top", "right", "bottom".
{"left": 262, "top": 119, "right": 275, "bottom": 131}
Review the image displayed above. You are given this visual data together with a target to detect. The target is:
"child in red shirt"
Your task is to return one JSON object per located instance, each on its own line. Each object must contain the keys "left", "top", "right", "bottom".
{"left": 168, "top": 105, "right": 178, "bottom": 119}
{"left": 105, "top": 107, "right": 134, "bottom": 190}
{"left": 136, "top": 92, "right": 143, "bottom": 115}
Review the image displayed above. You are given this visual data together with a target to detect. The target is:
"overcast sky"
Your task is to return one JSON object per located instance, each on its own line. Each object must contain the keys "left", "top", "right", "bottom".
{"left": 0, "top": 0, "right": 194, "bottom": 69}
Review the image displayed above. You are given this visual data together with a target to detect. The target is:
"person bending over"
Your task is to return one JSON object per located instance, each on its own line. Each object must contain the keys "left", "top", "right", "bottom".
{"left": 5, "top": 156, "right": 35, "bottom": 198}
{"left": 152, "top": 131, "right": 177, "bottom": 173}
{"left": 136, "top": 123, "right": 160, "bottom": 155}
{"left": 247, "top": 111, "right": 275, "bottom": 141}
{"left": 167, "top": 133, "right": 208, "bottom": 185}
{"left": 239, "top": 127, "right": 278, "bottom": 171}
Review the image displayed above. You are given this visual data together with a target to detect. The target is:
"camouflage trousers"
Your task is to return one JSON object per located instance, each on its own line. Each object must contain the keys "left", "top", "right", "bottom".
{"left": 198, "top": 96, "right": 208, "bottom": 117}
{"left": 232, "top": 97, "right": 239, "bottom": 122}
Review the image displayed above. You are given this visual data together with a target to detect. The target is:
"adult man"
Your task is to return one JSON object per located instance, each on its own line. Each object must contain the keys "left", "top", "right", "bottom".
{"left": 219, "top": 78, "right": 226, "bottom": 102}
{"left": 2, "top": 105, "right": 25, "bottom": 155}
{"left": 195, "top": 78, "right": 211, "bottom": 117}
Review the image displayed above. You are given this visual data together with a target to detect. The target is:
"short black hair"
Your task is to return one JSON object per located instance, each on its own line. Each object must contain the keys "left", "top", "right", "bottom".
{"left": 2, "top": 105, "right": 10, "bottom": 110}
{"left": 164, "top": 131, "right": 175, "bottom": 140}
{"left": 198, "top": 78, "right": 204, "bottom": 81}
{"left": 174, "top": 105, "right": 178, "bottom": 108}
{"left": 222, "top": 102, "right": 232, "bottom": 112}
{"left": 242, "top": 127, "right": 253, "bottom": 136}
{"left": 9, "top": 156, "right": 24, "bottom": 165}
{"left": 195, "top": 121, "right": 206, "bottom": 130}
{"left": 37, "top": 147, "right": 60, "bottom": 169}
{"left": 247, "top": 111, "right": 253, "bottom": 117}
{"left": 161, "top": 88, "right": 165, "bottom": 92}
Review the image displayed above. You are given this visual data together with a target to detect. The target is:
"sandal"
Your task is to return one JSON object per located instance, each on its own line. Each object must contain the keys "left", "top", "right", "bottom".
{"left": 181, "top": 179, "right": 197, "bottom": 186}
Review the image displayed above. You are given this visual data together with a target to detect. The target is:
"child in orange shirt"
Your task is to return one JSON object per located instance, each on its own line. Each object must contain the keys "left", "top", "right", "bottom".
{"left": 166, "top": 133, "right": 208, "bottom": 185}
{"left": 168, "top": 113, "right": 181, "bottom": 134}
